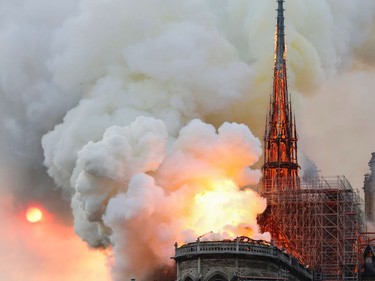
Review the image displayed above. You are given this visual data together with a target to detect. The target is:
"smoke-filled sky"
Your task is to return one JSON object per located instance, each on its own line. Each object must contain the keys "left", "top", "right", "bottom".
{"left": 1, "top": 0, "right": 375, "bottom": 280}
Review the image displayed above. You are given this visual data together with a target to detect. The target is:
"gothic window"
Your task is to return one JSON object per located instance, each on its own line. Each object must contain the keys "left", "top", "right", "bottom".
{"left": 270, "top": 143, "right": 277, "bottom": 161}
{"left": 280, "top": 142, "right": 287, "bottom": 162}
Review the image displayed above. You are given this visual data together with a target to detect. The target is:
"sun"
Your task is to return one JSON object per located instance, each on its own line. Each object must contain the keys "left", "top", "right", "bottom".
{"left": 26, "top": 207, "right": 43, "bottom": 223}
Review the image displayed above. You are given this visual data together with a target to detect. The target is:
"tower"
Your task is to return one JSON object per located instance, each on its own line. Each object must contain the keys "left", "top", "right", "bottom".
{"left": 364, "top": 152, "right": 375, "bottom": 221}
{"left": 262, "top": 0, "right": 299, "bottom": 192}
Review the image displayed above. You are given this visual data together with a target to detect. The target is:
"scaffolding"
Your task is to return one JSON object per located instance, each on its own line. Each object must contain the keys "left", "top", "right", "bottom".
{"left": 258, "top": 176, "right": 365, "bottom": 281}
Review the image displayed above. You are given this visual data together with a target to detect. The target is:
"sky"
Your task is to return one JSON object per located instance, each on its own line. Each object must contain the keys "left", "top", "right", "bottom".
{"left": 0, "top": 0, "right": 375, "bottom": 280}
{"left": 0, "top": 193, "right": 111, "bottom": 281}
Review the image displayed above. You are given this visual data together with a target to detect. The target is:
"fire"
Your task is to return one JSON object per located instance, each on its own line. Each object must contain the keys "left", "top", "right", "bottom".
{"left": 191, "top": 178, "right": 267, "bottom": 239}
{"left": 26, "top": 207, "right": 43, "bottom": 223}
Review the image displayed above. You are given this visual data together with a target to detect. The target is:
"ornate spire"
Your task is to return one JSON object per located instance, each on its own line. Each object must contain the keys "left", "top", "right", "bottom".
{"left": 262, "top": 0, "right": 299, "bottom": 192}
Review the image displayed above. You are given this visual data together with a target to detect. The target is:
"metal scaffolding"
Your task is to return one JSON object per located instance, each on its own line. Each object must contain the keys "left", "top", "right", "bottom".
{"left": 258, "top": 176, "right": 365, "bottom": 281}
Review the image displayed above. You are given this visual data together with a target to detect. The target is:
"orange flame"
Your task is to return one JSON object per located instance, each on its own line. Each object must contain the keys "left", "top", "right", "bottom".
{"left": 187, "top": 178, "right": 267, "bottom": 240}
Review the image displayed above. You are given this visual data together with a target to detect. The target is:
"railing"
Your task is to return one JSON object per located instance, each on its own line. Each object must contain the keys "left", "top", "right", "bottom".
{"left": 259, "top": 175, "right": 356, "bottom": 193}
{"left": 175, "top": 242, "right": 275, "bottom": 257}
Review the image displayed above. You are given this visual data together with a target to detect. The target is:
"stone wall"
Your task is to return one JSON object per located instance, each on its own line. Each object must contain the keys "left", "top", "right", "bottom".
{"left": 173, "top": 239, "right": 312, "bottom": 281}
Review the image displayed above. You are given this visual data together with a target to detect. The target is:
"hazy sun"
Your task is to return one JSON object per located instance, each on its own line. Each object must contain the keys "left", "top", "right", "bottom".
{"left": 26, "top": 207, "right": 43, "bottom": 223}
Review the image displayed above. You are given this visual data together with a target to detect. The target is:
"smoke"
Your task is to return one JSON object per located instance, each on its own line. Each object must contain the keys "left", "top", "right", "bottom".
{"left": 0, "top": 0, "right": 80, "bottom": 218}
{"left": 0, "top": 0, "right": 375, "bottom": 280}
{"left": 296, "top": 69, "right": 375, "bottom": 189}
{"left": 45, "top": 116, "right": 267, "bottom": 279}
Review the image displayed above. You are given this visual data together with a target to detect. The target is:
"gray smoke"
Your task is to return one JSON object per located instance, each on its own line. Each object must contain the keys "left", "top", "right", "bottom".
{"left": 0, "top": 0, "right": 375, "bottom": 280}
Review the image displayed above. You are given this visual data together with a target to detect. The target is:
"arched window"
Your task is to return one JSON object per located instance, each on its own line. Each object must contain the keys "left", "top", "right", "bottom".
{"left": 207, "top": 274, "right": 227, "bottom": 281}
{"left": 270, "top": 143, "right": 277, "bottom": 161}
{"left": 280, "top": 142, "right": 287, "bottom": 162}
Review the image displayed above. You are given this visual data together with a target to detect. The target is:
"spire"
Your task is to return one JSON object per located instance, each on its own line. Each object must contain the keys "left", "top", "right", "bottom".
{"left": 262, "top": 0, "right": 299, "bottom": 192}
{"left": 275, "top": 0, "right": 286, "bottom": 71}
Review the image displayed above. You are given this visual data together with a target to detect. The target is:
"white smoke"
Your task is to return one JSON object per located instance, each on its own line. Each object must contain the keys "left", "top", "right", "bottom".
{"left": 0, "top": 0, "right": 83, "bottom": 220}
{"left": 56, "top": 117, "right": 265, "bottom": 279}
{"left": 0, "top": 0, "right": 374, "bottom": 280}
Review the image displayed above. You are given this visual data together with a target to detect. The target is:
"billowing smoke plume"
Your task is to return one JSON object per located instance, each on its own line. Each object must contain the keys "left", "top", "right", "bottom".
{"left": 1, "top": 0, "right": 375, "bottom": 280}
{"left": 64, "top": 117, "right": 266, "bottom": 279}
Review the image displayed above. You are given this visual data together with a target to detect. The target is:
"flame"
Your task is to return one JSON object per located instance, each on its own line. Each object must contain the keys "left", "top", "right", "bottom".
{"left": 274, "top": 28, "right": 278, "bottom": 62}
{"left": 26, "top": 207, "right": 43, "bottom": 223}
{"left": 189, "top": 178, "right": 266, "bottom": 240}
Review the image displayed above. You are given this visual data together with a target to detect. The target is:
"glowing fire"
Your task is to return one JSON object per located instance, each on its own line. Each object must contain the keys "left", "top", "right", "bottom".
{"left": 26, "top": 207, "right": 43, "bottom": 223}
{"left": 190, "top": 178, "right": 267, "bottom": 240}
